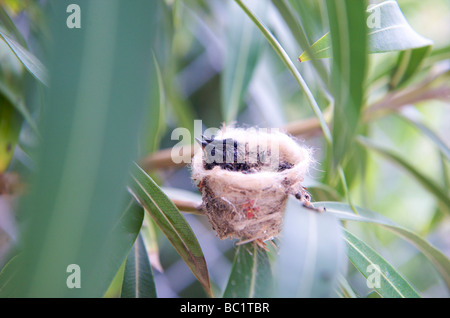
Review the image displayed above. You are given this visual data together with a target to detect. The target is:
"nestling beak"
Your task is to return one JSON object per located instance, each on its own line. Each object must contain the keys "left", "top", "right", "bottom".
{"left": 195, "top": 137, "right": 208, "bottom": 149}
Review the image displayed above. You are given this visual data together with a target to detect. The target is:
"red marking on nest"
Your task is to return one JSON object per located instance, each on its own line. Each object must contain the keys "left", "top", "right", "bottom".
{"left": 242, "top": 199, "right": 260, "bottom": 219}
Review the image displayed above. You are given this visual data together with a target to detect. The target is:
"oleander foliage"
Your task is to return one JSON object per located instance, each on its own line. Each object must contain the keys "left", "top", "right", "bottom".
{"left": 0, "top": 0, "right": 449, "bottom": 298}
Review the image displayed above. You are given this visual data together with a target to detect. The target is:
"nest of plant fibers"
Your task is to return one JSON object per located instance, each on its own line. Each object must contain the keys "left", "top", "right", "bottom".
{"left": 191, "top": 127, "right": 313, "bottom": 244}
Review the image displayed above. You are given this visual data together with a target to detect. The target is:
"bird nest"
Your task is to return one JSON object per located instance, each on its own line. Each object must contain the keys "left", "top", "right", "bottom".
{"left": 191, "top": 127, "right": 313, "bottom": 246}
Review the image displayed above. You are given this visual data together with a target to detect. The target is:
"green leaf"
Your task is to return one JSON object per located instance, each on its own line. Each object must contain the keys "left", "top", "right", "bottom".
{"left": 0, "top": 0, "right": 158, "bottom": 297}
{"left": 0, "top": 97, "right": 21, "bottom": 172}
{"left": 276, "top": 198, "right": 346, "bottom": 297}
{"left": 306, "top": 180, "right": 342, "bottom": 202}
{"left": 221, "top": 1, "right": 264, "bottom": 123}
{"left": 0, "top": 255, "right": 20, "bottom": 296}
{"left": 270, "top": 0, "right": 328, "bottom": 85}
{"left": 0, "top": 27, "right": 48, "bottom": 86}
{"left": 298, "top": 33, "right": 330, "bottom": 62}
{"left": 0, "top": 6, "right": 27, "bottom": 47}
{"left": 337, "top": 274, "right": 358, "bottom": 298}
{"left": 389, "top": 46, "right": 432, "bottom": 89}
{"left": 399, "top": 114, "right": 450, "bottom": 161}
{"left": 121, "top": 233, "right": 156, "bottom": 298}
{"left": 357, "top": 136, "right": 450, "bottom": 213}
{"left": 0, "top": 80, "right": 39, "bottom": 136}
{"left": 316, "top": 201, "right": 450, "bottom": 290}
{"left": 128, "top": 163, "right": 212, "bottom": 297}
{"left": 223, "top": 244, "right": 273, "bottom": 298}
{"left": 366, "top": 1, "right": 433, "bottom": 52}
{"left": 0, "top": 34, "right": 39, "bottom": 136}
{"left": 144, "top": 54, "right": 165, "bottom": 154}
{"left": 326, "top": 0, "right": 368, "bottom": 167}
{"left": 235, "top": 0, "right": 332, "bottom": 145}
{"left": 344, "top": 229, "right": 420, "bottom": 298}
{"left": 299, "top": 1, "right": 433, "bottom": 62}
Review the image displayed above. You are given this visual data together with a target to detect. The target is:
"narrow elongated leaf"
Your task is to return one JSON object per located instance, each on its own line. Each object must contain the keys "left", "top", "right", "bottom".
{"left": 0, "top": 255, "right": 20, "bottom": 296}
{"left": 299, "top": 1, "right": 433, "bottom": 61}
{"left": 235, "top": 0, "right": 332, "bottom": 144}
{"left": 128, "top": 163, "right": 212, "bottom": 297}
{"left": 144, "top": 55, "right": 165, "bottom": 154}
{"left": 221, "top": 0, "right": 264, "bottom": 122}
{"left": 298, "top": 33, "right": 331, "bottom": 62}
{"left": 0, "top": 36, "right": 38, "bottom": 135}
{"left": 223, "top": 244, "right": 273, "bottom": 298}
{"left": 344, "top": 229, "right": 420, "bottom": 298}
{"left": 0, "top": 80, "right": 38, "bottom": 135}
{"left": 357, "top": 136, "right": 450, "bottom": 213}
{"left": 121, "top": 233, "right": 156, "bottom": 298}
{"left": 0, "top": 98, "right": 21, "bottom": 172}
{"left": 271, "top": 0, "right": 328, "bottom": 85}
{"left": 0, "top": 0, "right": 158, "bottom": 297}
{"left": 0, "top": 6, "right": 27, "bottom": 47}
{"left": 316, "top": 201, "right": 450, "bottom": 290}
{"left": 0, "top": 27, "right": 48, "bottom": 86}
{"left": 276, "top": 198, "right": 346, "bottom": 297}
{"left": 337, "top": 274, "right": 358, "bottom": 298}
{"left": 399, "top": 114, "right": 450, "bottom": 161}
{"left": 326, "top": 0, "right": 368, "bottom": 167}
{"left": 389, "top": 46, "right": 432, "bottom": 89}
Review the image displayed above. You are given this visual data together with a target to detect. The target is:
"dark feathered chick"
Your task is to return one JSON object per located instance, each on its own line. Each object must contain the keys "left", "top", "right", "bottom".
{"left": 196, "top": 135, "right": 249, "bottom": 172}
{"left": 195, "top": 135, "right": 293, "bottom": 173}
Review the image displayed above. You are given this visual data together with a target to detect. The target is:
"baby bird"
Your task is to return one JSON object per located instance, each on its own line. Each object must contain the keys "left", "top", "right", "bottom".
{"left": 196, "top": 135, "right": 250, "bottom": 172}
{"left": 195, "top": 135, "right": 293, "bottom": 173}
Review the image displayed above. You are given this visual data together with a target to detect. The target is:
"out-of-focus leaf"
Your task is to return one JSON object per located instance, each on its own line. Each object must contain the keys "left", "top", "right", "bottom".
{"left": 1, "top": 198, "right": 145, "bottom": 297}
{"left": 389, "top": 46, "right": 432, "bottom": 89}
{"left": 337, "top": 274, "right": 358, "bottom": 298}
{"left": 144, "top": 54, "right": 165, "bottom": 154}
{"left": 344, "top": 229, "right": 420, "bottom": 298}
{"left": 315, "top": 201, "right": 450, "bottom": 290}
{"left": 428, "top": 44, "right": 450, "bottom": 65}
{"left": 299, "top": 1, "right": 433, "bottom": 62}
{"left": 0, "top": 81, "right": 38, "bottom": 136}
{"left": 0, "top": 27, "right": 48, "bottom": 86}
{"left": 0, "top": 0, "right": 157, "bottom": 297}
{"left": 0, "top": 254, "right": 20, "bottom": 296}
{"left": 326, "top": 0, "right": 368, "bottom": 167}
{"left": 366, "top": 1, "right": 433, "bottom": 52}
{"left": 276, "top": 198, "right": 346, "bottom": 297}
{"left": 0, "top": 98, "right": 21, "bottom": 172}
{"left": 306, "top": 180, "right": 342, "bottom": 202}
{"left": 223, "top": 244, "right": 273, "bottom": 298}
{"left": 129, "top": 163, "right": 212, "bottom": 297}
{"left": 0, "top": 33, "right": 38, "bottom": 136}
{"left": 221, "top": 0, "right": 264, "bottom": 123}
{"left": 357, "top": 136, "right": 450, "bottom": 213}
{"left": 235, "top": 0, "right": 332, "bottom": 144}
{"left": 271, "top": 0, "right": 328, "bottom": 85}
{"left": 121, "top": 233, "right": 156, "bottom": 298}
{"left": 140, "top": 213, "right": 163, "bottom": 273}
{"left": 0, "top": 7, "right": 27, "bottom": 47}
{"left": 399, "top": 114, "right": 450, "bottom": 161}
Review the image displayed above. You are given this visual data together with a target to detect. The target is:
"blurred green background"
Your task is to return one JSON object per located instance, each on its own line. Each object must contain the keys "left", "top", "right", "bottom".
{"left": 0, "top": 0, "right": 449, "bottom": 298}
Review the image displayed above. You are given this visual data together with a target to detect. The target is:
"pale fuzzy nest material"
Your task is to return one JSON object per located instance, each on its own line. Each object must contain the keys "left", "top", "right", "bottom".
{"left": 191, "top": 127, "right": 313, "bottom": 244}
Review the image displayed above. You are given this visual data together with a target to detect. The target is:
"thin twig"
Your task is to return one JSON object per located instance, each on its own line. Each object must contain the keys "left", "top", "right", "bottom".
{"left": 171, "top": 198, "right": 204, "bottom": 215}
